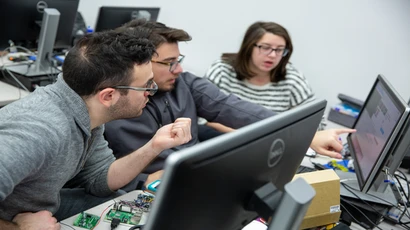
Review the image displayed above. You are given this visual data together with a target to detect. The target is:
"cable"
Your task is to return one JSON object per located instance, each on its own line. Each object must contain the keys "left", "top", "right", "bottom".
{"left": 59, "top": 222, "right": 76, "bottom": 230}
{"left": 110, "top": 217, "right": 120, "bottom": 230}
{"left": 129, "top": 224, "right": 144, "bottom": 230}
{"left": 386, "top": 171, "right": 410, "bottom": 213}
{"left": 91, "top": 203, "right": 114, "bottom": 230}
{"left": 341, "top": 182, "right": 410, "bottom": 229}
{"left": 395, "top": 169, "right": 410, "bottom": 200}
{"left": 4, "top": 68, "right": 30, "bottom": 92}
{"left": 340, "top": 203, "right": 372, "bottom": 230}
{"left": 340, "top": 197, "right": 383, "bottom": 230}
{"left": 394, "top": 174, "right": 409, "bottom": 204}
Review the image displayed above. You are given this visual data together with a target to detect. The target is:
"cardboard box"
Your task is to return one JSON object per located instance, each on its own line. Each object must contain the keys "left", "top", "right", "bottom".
{"left": 293, "top": 169, "right": 341, "bottom": 229}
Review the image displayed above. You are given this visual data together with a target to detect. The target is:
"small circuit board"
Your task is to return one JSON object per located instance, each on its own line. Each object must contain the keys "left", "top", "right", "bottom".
{"left": 73, "top": 212, "right": 100, "bottom": 229}
{"left": 105, "top": 209, "right": 143, "bottom": 225}
{"left": 104, "top": 193, "right": 154, "bottom": 226}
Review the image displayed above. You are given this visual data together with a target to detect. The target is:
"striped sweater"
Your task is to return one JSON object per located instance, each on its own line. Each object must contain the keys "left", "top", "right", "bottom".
{"left": 205, "top": 59, "right": 316, "bottom": 113}
{"left": 205, "top": 59, "right": 326, "bottom": 130}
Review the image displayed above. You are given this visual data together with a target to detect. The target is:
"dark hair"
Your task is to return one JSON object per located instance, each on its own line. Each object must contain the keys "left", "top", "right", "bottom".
{"left": 63, "top": 29, "right": 156, "bottom": 96}
{"left": 232, "top": 21, "right": 293, "bottom": 83}
{"left": 116, "top": 19, "right": 192, "bottom": 48}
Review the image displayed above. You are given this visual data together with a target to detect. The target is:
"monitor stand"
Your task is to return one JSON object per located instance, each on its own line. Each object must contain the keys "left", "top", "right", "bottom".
{"left": 246, "top": 178, "right": 315, "bottom": 230}
{"left": 335, "top": 170, "right": 397, "bottom": 206}
{"left": 6, "top": 8, "right": 60, "bottom": 78}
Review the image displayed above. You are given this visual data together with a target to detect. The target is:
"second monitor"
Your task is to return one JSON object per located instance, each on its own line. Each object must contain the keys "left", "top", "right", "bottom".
{"left": 95, "top": 6, "right": 160, "bottom": 32}
{"left": 342, "top": 74, "right": 410, "bottom": 205}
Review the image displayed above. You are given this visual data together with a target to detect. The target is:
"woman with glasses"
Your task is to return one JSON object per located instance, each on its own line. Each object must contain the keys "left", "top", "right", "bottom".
{"left": 202, "top": 21, "right": 324, "bottom": 135}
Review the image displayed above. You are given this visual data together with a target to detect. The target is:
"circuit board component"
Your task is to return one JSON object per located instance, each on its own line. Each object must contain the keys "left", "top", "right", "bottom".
{"left": 73, "top": 212, "right": 100, "bottom": 229}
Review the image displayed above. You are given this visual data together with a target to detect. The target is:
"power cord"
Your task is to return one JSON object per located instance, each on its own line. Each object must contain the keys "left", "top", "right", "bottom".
{"left": 340, "top": 197, "right": 383, "bottom": 230}
{"left": 110, "top": 217, "right": 120, "bottom": 230}
{"left": 129, "top": 224, "right": 144, "bottom": 230}
{"left": 341, "top": 182, "right": 410, "bottom": 229}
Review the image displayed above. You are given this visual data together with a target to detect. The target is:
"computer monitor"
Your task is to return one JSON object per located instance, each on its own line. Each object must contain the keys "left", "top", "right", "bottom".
{"left": 0, "top": 0, "right": 79, "bottom": 49}
{"left": 95, "top": 6, "right": 160, "bottom": 32}
{"left": 143, "top": 99, "right": 327, "bottom": 230}
{"left": 347, "top": 75, "right": 410, "bottom": 196}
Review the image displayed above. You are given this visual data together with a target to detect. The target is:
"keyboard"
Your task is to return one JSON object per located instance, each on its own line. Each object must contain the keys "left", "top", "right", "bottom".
{"left": 296, "top": 165, "right": 317, "bottom": 174}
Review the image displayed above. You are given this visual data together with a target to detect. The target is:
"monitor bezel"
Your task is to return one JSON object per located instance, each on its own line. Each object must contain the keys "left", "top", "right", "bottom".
{"left": 348, "top": 74, "right": 410, "bottom": 192}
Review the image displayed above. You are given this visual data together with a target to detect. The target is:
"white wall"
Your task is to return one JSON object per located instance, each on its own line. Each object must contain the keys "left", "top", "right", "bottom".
{"left": 79, "top": 0, "right": 410, "bottom": 112}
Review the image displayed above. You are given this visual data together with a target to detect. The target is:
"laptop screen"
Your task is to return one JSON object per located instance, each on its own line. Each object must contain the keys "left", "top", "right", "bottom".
{"left": 349, "top": 75, "right": 406, "bottom": 191}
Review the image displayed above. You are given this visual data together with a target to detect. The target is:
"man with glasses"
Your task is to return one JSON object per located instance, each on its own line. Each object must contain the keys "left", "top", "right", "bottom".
{"left": 105, "top": 19, "right": 355, "bottom": 192}
{"left": 0, "top": 30, "right": 192, "bottom": 228}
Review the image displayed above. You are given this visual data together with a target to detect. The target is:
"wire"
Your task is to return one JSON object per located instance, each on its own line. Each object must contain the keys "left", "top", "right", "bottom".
{"left": 60, "top": 222, "right": 76, "bottom": 230}
{"left": 91, "top": 203, "right": 114, "bottom": 230}
{"left": 341, "top": 182, "right": 410, "bottom": 229}
{"left": 0, "top": 45, "right": 34, "bottom": 68}
{"left": 394, "top": 174, "right": 409, "bottom": 204}
{"left": 340, "top": 203, "right": 372, "bottom": 230}
{"left": 4, "top": 68, "right": 30, "bottom": 92}
{"left": 340, "top": 197, "right": 383, "bottom": 229}
{"left": 129, "top": 224, "right": 145, "bottom": 230}
{"left": 395, "top": 169, "right": 410, "bottom": 200}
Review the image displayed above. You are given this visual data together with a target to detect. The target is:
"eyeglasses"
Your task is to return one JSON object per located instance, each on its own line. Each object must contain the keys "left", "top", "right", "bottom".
{"left": 113, "top": 79, "right": 158, "bottom": 96}
{"left": 151, "top": 55, "right": 185, "bottom": 72}
{"left": 254, "top": 44, "right": 289, "bottom": 57}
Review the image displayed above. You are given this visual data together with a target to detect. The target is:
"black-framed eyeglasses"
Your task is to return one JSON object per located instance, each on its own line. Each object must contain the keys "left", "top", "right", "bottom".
{"left": 113, "top": 79, "right": 158, "bottom": 96}
{"left": 254, "top": 44, "right": 289, "bottom": 57}
{"left": 151, "top": 54, "right": 185, "bottom": 72}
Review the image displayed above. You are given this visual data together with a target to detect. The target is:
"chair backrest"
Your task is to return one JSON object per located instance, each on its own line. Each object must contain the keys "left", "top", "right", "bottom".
{"left": 221, "top": 53, "right": 237, "bottom": 61}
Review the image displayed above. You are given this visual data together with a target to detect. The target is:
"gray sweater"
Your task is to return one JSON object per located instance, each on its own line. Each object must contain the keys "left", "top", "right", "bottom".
{"left": 0, "top": 76, "right": 115, "bottom": 221}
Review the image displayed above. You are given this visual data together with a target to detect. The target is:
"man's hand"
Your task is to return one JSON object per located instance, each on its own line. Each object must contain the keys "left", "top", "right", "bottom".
{"left": 310, "top": 129, "right": 356, "bottom": 159}
{"left": 13, "top": 210, "right": 60, "bottom": 230}
{"left": 144, "top": 170, "right": 164, "bottom": 188}
{"left": 150, "top": 118, "right": 192, "bottom": 154}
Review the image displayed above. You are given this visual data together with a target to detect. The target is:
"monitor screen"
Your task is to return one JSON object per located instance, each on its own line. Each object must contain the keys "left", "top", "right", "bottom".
{"left": 348, "top": 75, "right": 410, "bottom": 192}
{"left": 0, "top": 0, "right": 79, "bottom": 49}
{"left": 143, "top": 99, "right": 326, "bottom": 230}
{"left": 95, "top": 6, "right": 160, "bottom": 32}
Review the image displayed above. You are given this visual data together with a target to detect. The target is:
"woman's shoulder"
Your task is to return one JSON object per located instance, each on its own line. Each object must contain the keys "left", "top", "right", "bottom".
{"left": 210, "top": 59, "right": 235, "bottom": 71}
{"left": 285, "top": 63, "right": 307, "bottom": 81}
{"left": 206, "top": 59, "right": 237, "bottom": 80}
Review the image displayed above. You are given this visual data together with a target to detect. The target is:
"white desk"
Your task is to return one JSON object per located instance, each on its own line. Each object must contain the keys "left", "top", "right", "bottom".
{"left": 61, "top": 190, "right": 150, "bottom": 230}
{"left": 60, "top": 190, "right": 266, "bottom": 230}
{"left": 0, "top": 54, "right": 31, "bottom": 106}
{"left": 0, "top": 81, "right": 29, "bottom": 107}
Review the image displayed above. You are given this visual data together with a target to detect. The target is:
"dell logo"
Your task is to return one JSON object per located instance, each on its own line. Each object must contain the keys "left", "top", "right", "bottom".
{"left": 37, "top": 1, "right": 48, "bottom": 13}
{"left": 267, "top": 139, "right": 285, "bottom": 167}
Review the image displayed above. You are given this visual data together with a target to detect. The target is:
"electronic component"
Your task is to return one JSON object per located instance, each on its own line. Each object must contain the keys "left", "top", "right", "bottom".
{"left": 105, "top": 209, "right": 143, "bottom": 226}
{"left": 73, "top": 212, "right": 100, "bottom": 229}
{"left": 110, "top": 217, "right": 121, "bottom": 230}
{"left": 147, "top": 180, "right": 160, "bottom": 193}
{"left": 105, "top": 195, "right": 155, "bottom": 226}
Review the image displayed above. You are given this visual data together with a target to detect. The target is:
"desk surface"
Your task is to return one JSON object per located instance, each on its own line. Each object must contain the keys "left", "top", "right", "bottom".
{"left": 61, "top": 190, "right": 150, "bottom": 230}
{"left": 0, "top": 54, "right": 31, "bottom": 106}
{"left": 0, "top": 80, "right": 29, "bottom": 107}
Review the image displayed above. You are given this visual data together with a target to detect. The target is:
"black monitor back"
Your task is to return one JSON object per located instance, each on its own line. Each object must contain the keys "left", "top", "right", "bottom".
{"left": 95, "top": 6, "right": 160, "bottom": 32}
{"left": 144, "top": 99, "right": 326, "bottom": 230}
{"left": 0, "top": 0, "right": 79, "bottom": 49}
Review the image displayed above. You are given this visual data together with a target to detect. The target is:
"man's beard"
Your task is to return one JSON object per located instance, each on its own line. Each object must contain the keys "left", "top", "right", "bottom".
{"left": 109, "top": 97, "right": 143, "bottom": 120}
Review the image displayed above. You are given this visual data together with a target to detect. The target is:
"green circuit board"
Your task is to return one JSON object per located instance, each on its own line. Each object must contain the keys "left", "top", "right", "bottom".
{"left": 73, "top": 212, "right": 100, "bottom": 229}
{"left": 104, "top": 209, "right": 143, "bottom": 225}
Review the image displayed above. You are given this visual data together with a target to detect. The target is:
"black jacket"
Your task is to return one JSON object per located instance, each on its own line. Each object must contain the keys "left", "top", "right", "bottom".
{"left": 104, "top": 72, "right": 276, "bottom": 183}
